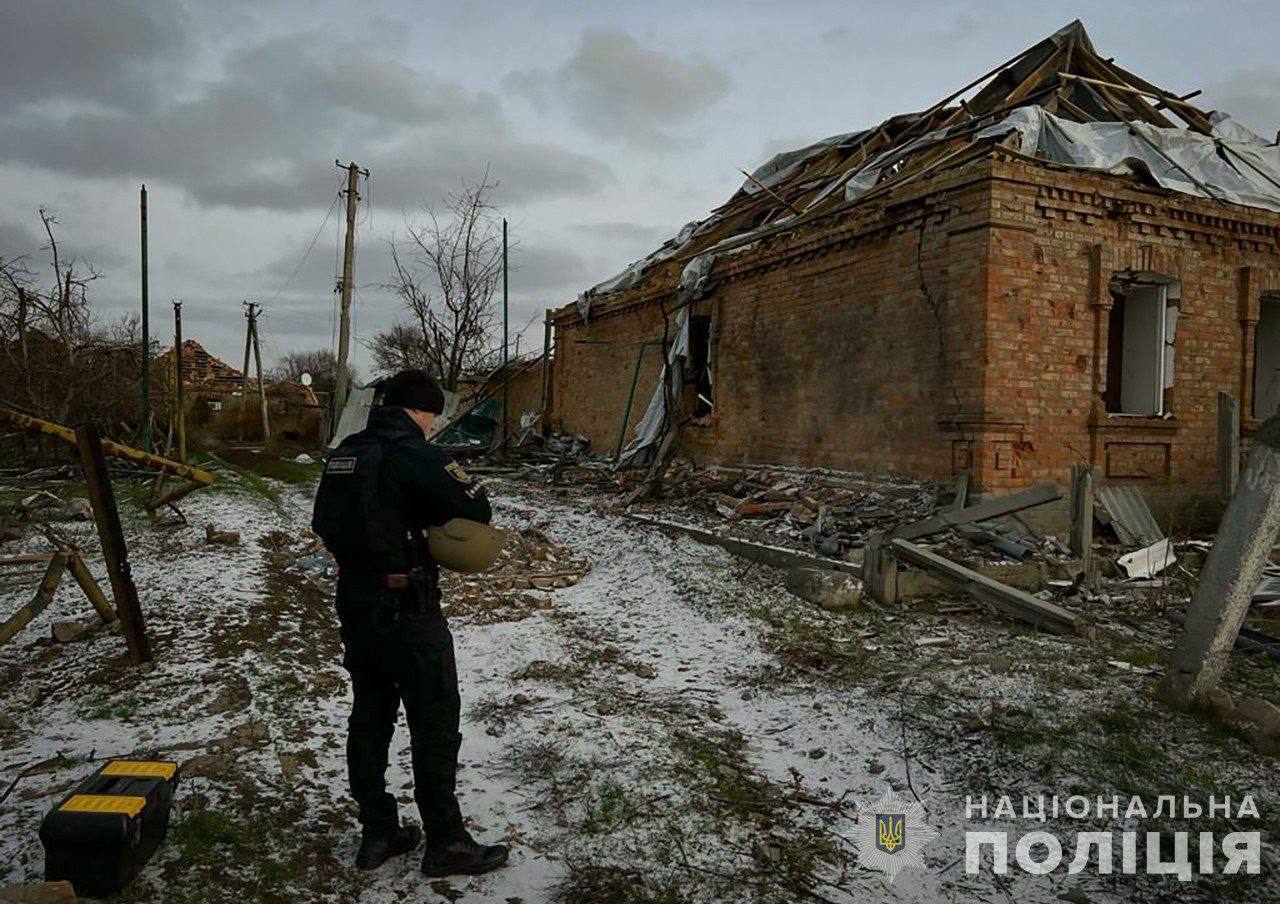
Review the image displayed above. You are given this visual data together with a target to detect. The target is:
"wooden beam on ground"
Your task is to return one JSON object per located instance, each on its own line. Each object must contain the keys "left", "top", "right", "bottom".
{"left": 64, "top": 550, "right": 115, "bottom": 624}
{"left": 1219, "top": 391, "right": 1240, "bottom": 503}
{"left": 628, "top": 514, "right": 861, "bottom": 577}
{"left": 76, "top": 424, "right": 151, "bottom": 664}
{"left": 892, "top": 484, "right": 1062, "bottom": 541}
{"left": 0, "top": 407, "right": 213, "bottom": 485}
{"left": 0, "top": 552, "right": 67, "bottom": 646}
{"left": 889, "top": 539, "right": 1081, "bottom": 636}
{"left": 0, "top": 553, "right": 56, "bottom": 567}
{"left": 144, "top": 478, "right": 203, "bottom": 512}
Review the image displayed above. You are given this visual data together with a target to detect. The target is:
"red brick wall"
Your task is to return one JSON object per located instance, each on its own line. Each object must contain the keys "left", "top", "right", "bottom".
{"left": 550, "top": 153, "right": 1280, "bottom": 502}
{"left": 553, "top": 159, "right": 995, "bottom": 477}
{"left": 981, "top": 155, "right": 1280, "bottom": 501}
{"left": 551, "top": 301, "right": 669, "bottom": 458}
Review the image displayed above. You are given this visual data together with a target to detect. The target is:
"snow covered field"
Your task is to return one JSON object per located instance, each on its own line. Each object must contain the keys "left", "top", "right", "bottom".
{"left": 1, "top": 464, "right": 1278, "bottom": 903}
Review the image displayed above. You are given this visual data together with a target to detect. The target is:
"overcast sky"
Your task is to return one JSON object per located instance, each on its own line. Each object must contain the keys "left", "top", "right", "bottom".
{"left": 3, "top": 1, "right": 1279, "bottom": 377}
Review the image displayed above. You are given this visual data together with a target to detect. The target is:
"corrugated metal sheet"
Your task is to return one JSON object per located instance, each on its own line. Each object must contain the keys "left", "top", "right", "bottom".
{"left": 1094, "top": 486, "right": 1163, "bottom": 546}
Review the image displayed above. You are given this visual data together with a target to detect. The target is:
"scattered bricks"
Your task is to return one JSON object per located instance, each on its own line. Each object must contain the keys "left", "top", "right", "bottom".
{"left": 784, "top": 567, "right": 862, "bottom": 613}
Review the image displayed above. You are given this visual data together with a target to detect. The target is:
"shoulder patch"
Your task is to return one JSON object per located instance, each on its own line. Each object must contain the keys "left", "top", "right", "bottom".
{"left": 445, "top": 461, "right": 471, "bottom": 484}
{"left": 326, "top": 456, "right": 357, "bottom": 474}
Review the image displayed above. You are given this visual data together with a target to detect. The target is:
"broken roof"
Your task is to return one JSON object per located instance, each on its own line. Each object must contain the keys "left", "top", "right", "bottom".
{"left": 575, "top": 20, "right": 1280, "bottom": 316}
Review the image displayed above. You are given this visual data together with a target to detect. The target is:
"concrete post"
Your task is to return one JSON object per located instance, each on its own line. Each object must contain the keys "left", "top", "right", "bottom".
{"left": 1068, "top": 463, "right": 1098, "bottom": 589}
{"left": 1219, "top": 391, "right": 1240, "bottom": 502}
{"left": 864, "top": 530, "right": 898, "bottom": 604}
{"left": 1161, "top": 416, "right": 1280, "bottom": 707}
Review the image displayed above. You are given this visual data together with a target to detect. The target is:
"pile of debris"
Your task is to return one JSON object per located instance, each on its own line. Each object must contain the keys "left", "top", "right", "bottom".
{"left": 443, "top": 527, "right": 590, "bottom": 625}
{"left": 277, "top": 526, "right": 591, "bottom": 626}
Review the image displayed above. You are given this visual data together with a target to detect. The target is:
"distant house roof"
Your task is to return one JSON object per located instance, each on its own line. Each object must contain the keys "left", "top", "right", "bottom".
{"left": 160, "top": 339, "right": 242, "bottom": 386}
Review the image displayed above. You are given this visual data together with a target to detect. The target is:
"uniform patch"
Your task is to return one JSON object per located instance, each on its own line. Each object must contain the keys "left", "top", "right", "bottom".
{"left": 445, "top": 461, "right": 471, "bottom": 484}
{"left": 326, "top": 456, "right": 357, "bottom": 474}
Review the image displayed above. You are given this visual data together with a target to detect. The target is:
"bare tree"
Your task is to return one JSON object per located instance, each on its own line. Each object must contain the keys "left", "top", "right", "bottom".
{"left": 365, "top": 323, "right": 433, "bottom": 375}
{"left": 271, "top": 348, "right": 355, "bottom": 396}
{"left": 0, "top": 208, "right": 113, "bottom": 425}
{"left": 379, "top": 175, "right": 507, "bottom": 390}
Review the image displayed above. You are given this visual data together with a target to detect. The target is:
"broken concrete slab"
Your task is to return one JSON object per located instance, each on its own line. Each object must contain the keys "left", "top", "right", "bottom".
{"left": 49, "top": 621, "right": 87, "bottom": 644}
{"left": 1162, "top": 416, "right": 1280, "bottom": 707}
{"left": 784, "top": 567, "right": 862, "bottom": 612}
{"left": 628, "top": 514, "right": 860, "bottom": 577}
{"left": 896, "top": 561, "right": 1044, "bottom": 599}
{"left": 889, "top": 539, "right": 1081, "bottom": 635}
{"left": 892, "top": 484, "right": 1061, "bottom": 542}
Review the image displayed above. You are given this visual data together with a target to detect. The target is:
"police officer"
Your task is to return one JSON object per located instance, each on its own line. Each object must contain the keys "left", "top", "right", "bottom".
{"left": 312, "top": 370, "right": 509, "bottom": 877}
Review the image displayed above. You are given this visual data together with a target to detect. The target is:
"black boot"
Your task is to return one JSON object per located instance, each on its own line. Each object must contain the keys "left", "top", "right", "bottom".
{"left": 421, "top": 830, "right": 510, "bottom": 877}
{"left": 356, "top": 823, "right": 422, "bottom": 870}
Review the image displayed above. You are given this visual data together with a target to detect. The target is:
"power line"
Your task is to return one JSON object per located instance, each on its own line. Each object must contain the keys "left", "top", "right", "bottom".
{"left": 266, "top": 187, "right": 343, "bottom": 306}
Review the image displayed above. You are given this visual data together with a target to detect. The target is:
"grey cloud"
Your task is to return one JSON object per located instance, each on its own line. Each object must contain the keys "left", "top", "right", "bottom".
{"left": 570, "top": 221, "right": 668, "bottom": 244}
{"left": 1203, "top": 68, "right": 1280, "bottom": 139}
{"left": 0, "top": 217, "right": 44, "bottom": 260}
{"left": 0, "top": 2, "right": 192, "bottom": 114}
{"left": 509, "top": 244, "right": 591, "bottom": 294}
{"left": 0, "top": 28, "right": 611, "bottom": 211}
{"left": 505, "top": 29, "right": 732, "bottom": 149}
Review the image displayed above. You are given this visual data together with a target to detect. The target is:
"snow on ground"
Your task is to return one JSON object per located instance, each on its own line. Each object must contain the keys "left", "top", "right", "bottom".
{"left": 1, "top": 463, "right": 1279, "bottom": 903}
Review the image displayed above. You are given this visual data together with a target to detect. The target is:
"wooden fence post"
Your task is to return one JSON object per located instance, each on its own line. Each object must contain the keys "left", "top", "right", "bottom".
{"left": 75, "top": 424, "right": 152, "bottom": 664}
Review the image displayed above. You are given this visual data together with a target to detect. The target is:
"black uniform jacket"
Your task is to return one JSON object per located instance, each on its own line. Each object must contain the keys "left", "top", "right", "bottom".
{"left": 312, "top": 406, "right": 492, "bottom": 591}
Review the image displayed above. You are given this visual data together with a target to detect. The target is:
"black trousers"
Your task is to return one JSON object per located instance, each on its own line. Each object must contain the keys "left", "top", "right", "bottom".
{"left": 336, "top": 580, "right": 464, "bottom": 846}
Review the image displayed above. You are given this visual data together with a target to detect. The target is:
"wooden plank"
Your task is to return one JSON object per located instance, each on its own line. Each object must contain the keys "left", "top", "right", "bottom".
{"left": 892, "top": 484, "right": 1062, "bottom": 541}
{"left": 76, "top": 424, "right": 151, "bottom": 664}
{"left": 1219, "top": 391, "right": 1240, "bottom": 502}
{"left": 0, "top": 552, "right": 67, "bottom": 646}
{"left": 65, "top": 550, "right": 115, "bottom": 624}
{"left": 889, "top": 539, "right": 1081, "bottom": 635}
{"left": 0, "top": 407, "right": 213, "bottom": 485}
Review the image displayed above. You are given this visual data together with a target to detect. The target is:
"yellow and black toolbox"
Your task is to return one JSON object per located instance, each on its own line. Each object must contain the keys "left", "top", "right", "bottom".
{"left": 39, "top": 759, "right": 179, "bottom": 897}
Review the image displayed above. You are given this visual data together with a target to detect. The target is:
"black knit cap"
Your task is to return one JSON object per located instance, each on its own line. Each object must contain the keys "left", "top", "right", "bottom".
{"left": 379, "top": 369, "right": 445, "bottom": 414}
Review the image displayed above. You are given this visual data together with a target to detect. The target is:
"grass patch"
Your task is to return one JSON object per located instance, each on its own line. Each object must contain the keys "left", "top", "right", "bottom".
{"left": 79, "top": 690, "right": 141, "bottom": 721}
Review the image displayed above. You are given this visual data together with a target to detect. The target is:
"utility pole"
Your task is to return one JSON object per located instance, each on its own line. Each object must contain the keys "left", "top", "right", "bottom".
{"left": 139, "top": 185, "right": 150, "bottom": 452}
{"left": 501, "top": 217, "right": 509, "bottom": 447}
{"left": 173, "top": 301, "right": 185, "bottom": 463}
{"left": 239, "top": 302, "right": 253, "bottom": 440}
{"left": 333, "top": 160, "right": 367, "bottom": 439}
{"left": 540, "top": 310, "right": 552, "bottom": 435}
{"left": 248, "top": 304, "right": 271, "bottom": 442}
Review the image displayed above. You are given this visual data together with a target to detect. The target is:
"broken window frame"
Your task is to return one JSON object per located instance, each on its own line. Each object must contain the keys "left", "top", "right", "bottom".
{"left": 685, "top": 313, "right": 716, "bottom": 419}
{"left": 1254, "top": 296, "right": 1280, "bottom": 420}
{"left": 1104, "top": 272, "right": 1180, "bottom": 417}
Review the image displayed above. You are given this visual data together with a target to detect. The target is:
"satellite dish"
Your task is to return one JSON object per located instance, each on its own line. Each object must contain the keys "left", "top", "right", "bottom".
{"left": 300, "top": 372, "right": 313, "bottom": 387}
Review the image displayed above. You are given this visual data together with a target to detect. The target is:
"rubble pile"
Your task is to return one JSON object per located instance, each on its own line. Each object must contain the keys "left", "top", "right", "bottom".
{"left": 443, "top": 527, "right": 590, "bottom": 625}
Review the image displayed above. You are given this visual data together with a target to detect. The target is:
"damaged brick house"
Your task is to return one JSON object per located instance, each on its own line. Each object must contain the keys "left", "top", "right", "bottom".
{"left": 547, "top": 21, "right": 1280, "bottom": 516}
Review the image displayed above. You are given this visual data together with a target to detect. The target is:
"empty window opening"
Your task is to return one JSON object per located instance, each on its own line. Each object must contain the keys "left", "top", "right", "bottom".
{"left": 1104, "top": 275, "right": 1179, "bottom": 416}
{"left": 687, "top": 314, "right": 715, "bottom": 417}
{"left": 1255, "top": 297, "right": 1280, "bottom": 419}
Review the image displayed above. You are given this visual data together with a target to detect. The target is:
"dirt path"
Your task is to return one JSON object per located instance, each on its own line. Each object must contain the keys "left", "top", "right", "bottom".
{"left": 1, "top": 468, "right": 1277, "bottom": 903}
